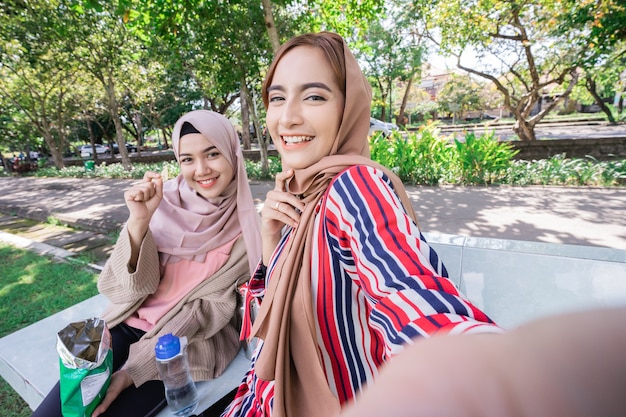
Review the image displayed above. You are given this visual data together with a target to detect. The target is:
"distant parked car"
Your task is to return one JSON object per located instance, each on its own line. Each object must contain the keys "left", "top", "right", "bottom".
{"left": 111, "top": 143, "right": 138, "bottom": 154}
{"left": 79, "top": 144, "right": 110, "bottom": 157}
{"left": 368, "top": 118, "right": 399, "bottom": 137}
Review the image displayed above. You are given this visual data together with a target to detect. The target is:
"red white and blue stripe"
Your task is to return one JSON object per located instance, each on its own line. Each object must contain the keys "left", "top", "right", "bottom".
{"left": 224, "top": 165, "right": 499, "bottom": 416}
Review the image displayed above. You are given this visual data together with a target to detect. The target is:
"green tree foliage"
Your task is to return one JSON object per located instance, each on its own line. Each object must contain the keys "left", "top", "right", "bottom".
{"left": 2, "top": 0, "right": 624, "bottom": 162}
{"left": 62, "top": 0, "right": 148, "bottom": 170}
{"left": 359, "top": 18, "right": 424, "bottom": 123}
{"left": 127, "top": 1, "right": 262, "bottom": 113}
{"left": 306, "top": 0, "right": 385, "bottom": 40}
{"left": 417, "top": 0, "right": 590, "bottom": 141}
{"left": 556, "top": 0, "right": 626, "bottom": 60}
{"left": 437, "top": 74, "right": 484, "bottom": 119}
{"left": 551, "top": 0, "right": 626, "bottom": 122}
{"left": 0, "top": 0, "right": 92, "bottom": 168}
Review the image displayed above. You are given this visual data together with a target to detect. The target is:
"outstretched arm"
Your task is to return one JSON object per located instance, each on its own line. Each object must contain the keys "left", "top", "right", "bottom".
{"left": 341, "top": 306, "right": 626, "bottom": 417}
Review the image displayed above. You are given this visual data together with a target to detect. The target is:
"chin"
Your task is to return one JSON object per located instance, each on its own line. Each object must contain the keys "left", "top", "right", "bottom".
{"left": 281, "top": 157, "right": 318, "bottom": 170}
{"left": 193, "top": 187, "right": 220, "bottom": 200}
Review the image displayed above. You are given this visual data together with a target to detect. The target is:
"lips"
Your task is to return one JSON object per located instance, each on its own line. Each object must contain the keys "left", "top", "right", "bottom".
{"left": 282, "top": 135, "right": 314, "bottom": 144}
{"left": 196, "top": 177, "right": 217, "bottom": 187}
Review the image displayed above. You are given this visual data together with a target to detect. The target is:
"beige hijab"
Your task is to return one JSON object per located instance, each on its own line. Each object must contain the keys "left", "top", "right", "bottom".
{"left": 250, "top": 33, "right": 418, "bottom": 417}
{"left": 149, "top": 110, "right": 262, "bottom": 275}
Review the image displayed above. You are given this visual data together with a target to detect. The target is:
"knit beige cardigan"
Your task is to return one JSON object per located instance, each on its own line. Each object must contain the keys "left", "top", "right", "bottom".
{"left": 97, "top": 228, "right": 250, "bottom": 387}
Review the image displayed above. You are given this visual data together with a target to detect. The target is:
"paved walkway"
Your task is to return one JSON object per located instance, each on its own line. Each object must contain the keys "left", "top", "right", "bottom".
{"left": 0, "top": 176, "right": 625, "bottom": 252}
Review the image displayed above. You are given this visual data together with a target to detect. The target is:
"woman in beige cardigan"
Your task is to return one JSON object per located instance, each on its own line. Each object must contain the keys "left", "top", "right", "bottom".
{"left": 31, "top": 110, "right": 261, "bottom": 417}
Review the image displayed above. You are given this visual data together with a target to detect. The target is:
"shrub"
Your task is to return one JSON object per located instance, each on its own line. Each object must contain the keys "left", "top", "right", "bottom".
{"left": 370, "top": 130, "right": 413, "bottom": 181}
{"left": 405, "top": 123, "right": 456, "bottom": 185}
{"left": 245, "top": 156, "right": 282, "bottom": 180}
{"left": 453, "top": 130, "right": 519, "bottom": 184}
{"left": 505, "top": 154, "right": 626, "bottom": 186}
{"left": 371, "top": 123, "right": 520, "bottom": 185}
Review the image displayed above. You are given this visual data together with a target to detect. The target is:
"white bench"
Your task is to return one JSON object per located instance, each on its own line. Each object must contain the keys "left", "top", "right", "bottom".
{"left": 2, "top": 233, "right": 626, "bottom": 414}
{"left": 427, "top": 233, "right": 626, "bottom": 328}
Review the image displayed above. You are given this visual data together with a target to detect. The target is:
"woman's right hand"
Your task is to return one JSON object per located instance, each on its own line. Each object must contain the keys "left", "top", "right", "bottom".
{"left": 124, "top": 171, "right": 164, "bottom": 267}
{"left": 90, "top": 369, "right": 133, "bottom": 417}
{"left": 261, "top": 169, "right": 305, "bottom": 264}
{"left": 124, "top": 171, "right": 164, "bottom": 224}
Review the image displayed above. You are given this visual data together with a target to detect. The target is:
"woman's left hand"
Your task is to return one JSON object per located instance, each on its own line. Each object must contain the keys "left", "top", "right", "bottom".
{"left": 90, "top": 369, "right": 133, "bottom": 416}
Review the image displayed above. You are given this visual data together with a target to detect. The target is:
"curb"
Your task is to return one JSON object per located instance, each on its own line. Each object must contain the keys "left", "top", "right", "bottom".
{"left": 0, "top": 231, "right": 104, "bottom": 272}
{"left": 0, "top": 231, "right": 75, "bottom": 259}
{"left": 0, "top": 202, "right": 123, "bottom": 235}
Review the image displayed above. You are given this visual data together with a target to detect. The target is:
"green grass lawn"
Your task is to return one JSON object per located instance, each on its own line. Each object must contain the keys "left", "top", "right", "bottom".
{"left": 0, "top": 243, "right": 99, "bottom": 417}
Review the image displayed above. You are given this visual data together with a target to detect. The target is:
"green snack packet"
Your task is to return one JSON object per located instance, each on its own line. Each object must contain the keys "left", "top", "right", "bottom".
{"left": 57, "top": 317, "right": 112, "bottom": 417}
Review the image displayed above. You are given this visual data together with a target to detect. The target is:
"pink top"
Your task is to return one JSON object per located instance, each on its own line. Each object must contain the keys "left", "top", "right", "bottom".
{"left": 125, "top": 236, "right": 239, "bottom": 332}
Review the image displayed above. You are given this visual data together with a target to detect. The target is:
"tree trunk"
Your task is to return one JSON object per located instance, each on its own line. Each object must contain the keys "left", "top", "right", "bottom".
{"left": 387, "top": 82, "right": 393, "bottom": 123}
{"left": 586, "top": 75, "right": 616, "bottom": 124}
{"left": 380, "top": 96, "right": 387, "bottom": 123}
{"left": 160, "top": 128, "right": 168, "bottom": 150}
{"left": 249, "top": 89, "right": 269, "bottom": 174}
{"left": 86, "top": 116, "right": 98, "bottom": 163}
{"left": 397, "top": 76, "right": 414, "bottom": 127}
{"left": 4, "top": 92, "right": 67, "bottom": 169}
{"left": 261, "top": 0, "right": 280, "bottom": 53}
{"left": 163, "top": 132, "right": 170, "bottom": 149}
{"left": 43, "top": 129, "right": 65, "bottom": 169}
{"left": 240, "top": 81, "right": 252, "bottom": 150}
{"left": 105, "top": 73, "right": 131, "bottom": 170}
{"left": 513, "top": 118, "right": 537, "bottom": 141}
{"left": 35, "top": 116, "right": 66, "bottom": 169}
{"left": 134, "top": 112, "right": 144, "bottom": 146}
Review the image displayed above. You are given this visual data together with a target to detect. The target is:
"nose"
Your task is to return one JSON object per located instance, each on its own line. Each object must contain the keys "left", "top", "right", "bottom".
{"left": 279, "top": 97, "right": 303, "bottom": 127}
{"left": 195, "top": 158, "right": 212, "bottom": 176}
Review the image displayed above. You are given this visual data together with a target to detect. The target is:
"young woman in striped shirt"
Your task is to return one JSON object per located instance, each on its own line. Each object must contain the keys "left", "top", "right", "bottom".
{"left": 222, "top": 31, "right": 501, "bottom": 417}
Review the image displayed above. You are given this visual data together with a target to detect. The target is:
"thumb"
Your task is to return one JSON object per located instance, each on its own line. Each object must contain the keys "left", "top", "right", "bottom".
{"left": 154, "top": 175, "right": 164, "bottom": 198}
{"left": 91, "top": 403, "right": 106, "bottom": 417}
{"left": 90, "top": 389, "right": 114, "bottom": 417}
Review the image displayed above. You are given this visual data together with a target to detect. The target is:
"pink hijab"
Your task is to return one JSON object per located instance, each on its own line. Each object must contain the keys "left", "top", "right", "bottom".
{"left": 149, "top": 110, "right": 262, "bottom": 275}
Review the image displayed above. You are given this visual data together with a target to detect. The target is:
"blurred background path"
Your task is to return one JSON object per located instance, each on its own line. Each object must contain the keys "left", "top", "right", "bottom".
{"left": 0, "top": 177, "right": 624, "bottom": 260}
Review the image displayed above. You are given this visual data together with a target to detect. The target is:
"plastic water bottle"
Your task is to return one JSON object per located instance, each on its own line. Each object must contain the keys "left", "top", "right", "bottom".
{"left": 155, "top": 334, "right": 199, "bottom": 417}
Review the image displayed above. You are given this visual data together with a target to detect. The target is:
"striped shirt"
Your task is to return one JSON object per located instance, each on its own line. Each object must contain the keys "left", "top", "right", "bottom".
{"left": 224, "top": 165, "right": 500, "bottom": 416}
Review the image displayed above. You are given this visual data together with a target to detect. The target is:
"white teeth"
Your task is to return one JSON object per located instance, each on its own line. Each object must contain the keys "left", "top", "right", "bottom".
{"left": 198, "top": 178, "right": 215, "bottom": 184}
{"left": 283, "top": 136, "right": 313, "bottom": 144}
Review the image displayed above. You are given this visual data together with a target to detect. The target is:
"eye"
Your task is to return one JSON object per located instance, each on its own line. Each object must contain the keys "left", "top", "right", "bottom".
{"left": 269, "top": 95, "right": 285, "bottom": 103}
{"left": 206, "top": 151, "right": 221, "bottom": 158}
{"left": 180, "top": 156, "right": 192, "bottom": 164}
{"left": 305, "top": 94, "right": 326, "bottom": 102}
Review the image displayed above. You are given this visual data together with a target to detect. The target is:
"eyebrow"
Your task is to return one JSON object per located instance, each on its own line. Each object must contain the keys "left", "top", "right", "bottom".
{"left": 267, "top": 82, "right": 333, "bottom": 93}
{"left": 179, "top": 145, "right": 217, "bottom": 157}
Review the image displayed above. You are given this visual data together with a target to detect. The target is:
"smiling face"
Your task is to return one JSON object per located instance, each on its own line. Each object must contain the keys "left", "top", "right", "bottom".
{"left": 265, "top": 45, "right": 345, "bottom": 170}
{"left": 177, "top": 133, "right": 234, "bottom": 199}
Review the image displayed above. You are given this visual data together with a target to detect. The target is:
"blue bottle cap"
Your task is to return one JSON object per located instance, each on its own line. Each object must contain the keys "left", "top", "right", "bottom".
{"left": 155, "top": 333, "right": 181, "bottom": 360}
